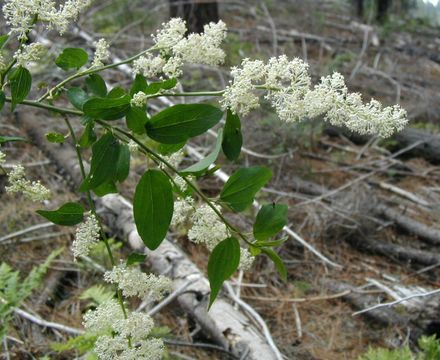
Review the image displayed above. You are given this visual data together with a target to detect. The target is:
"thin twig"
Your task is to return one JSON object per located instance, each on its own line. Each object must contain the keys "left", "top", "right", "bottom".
{"left": 352, "top": 288, "right": 440, "bottom": 316}
{"left": 225, "top": 282, "right": 284, "bottom": 360}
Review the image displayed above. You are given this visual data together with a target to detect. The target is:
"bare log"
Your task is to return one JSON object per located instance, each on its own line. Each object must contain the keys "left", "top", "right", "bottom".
{"left": 321, "top": 278, "right": 424, "bottom": 341}
{"left": 376, "top": 205, "right": 440, "bottom": 246}
{"left": 16, "top": 111, "right": 278, "bottom": 360}
{"left": 325, "top": 126, "right": 440, "bottom": 164}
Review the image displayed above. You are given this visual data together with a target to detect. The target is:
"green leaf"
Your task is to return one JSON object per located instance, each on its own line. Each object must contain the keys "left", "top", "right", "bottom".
{"left": 145, "top": 78, "right": 178, "bottom": 95}
{"left": 253, "top": 204, "right": 288, "bottom": 241}
{"left": 208, "top": 237, "right": 240, "bottom": 308}
{"left": 55, "top": 48, "right": 88, "bottom": 71}
{"left": 107, "top": 87, "right": 126, "bottom": 98}
{"left": 126, "top": 253, "right": 147, "bottom": 266}
{"left": 220, "top": 167, "right": 272, "bottom": 212}
{"left": 93, "top": 181, "right": 118, "bottom": 197}
{"left": 85, "top": 74, "right": 107, "bottom": 97}
{"left": 133, "top": 170, "right": 173, "bottom": 250}
{"left": 261, "top": 247, "right": 287, "bottom": 281}
{"left": 222, "top": 110, "right": 242, "bottom": 161}
{"left": 181, "top": 128, "right": 223, "bottom": 175}
{"left": 78, "top": 122, "right": 97, "bottom": 148}
{"left": 67, "top": 87, "right": 89, "bottom": 110}
{"left": 130, "top": 74, "right": 148, "bottom": 96}
{"left": 83, "top": 95, "right": 130, "bottom": 120}
{"left": 115, "top": 144, "right": 130, "bottom": 182}
{"left": 36, "top": 202, "right": 84, "bottom": 226}
{"left": 45, "top": 132, "right": 65, "bottom": 144}
{"left": 79, "top": 133, "right": 120, "bottom": 191}
{"left": 126, "top": 106, "right": 148, "bottom": 134}
{"left": 146, "top": 104, "right": 223, "bottom": 144}
{"left": 0, "top": 135, "right": 27, "bottom": 144}
{"left": 255, "top": 237, "right": 288, "bottom": 248}
{"left": 9, "top": 66, "right": 31, "bottom": 111}
{"left": 0, "top": 91, "right": 5, "bottom": 111}
{"left": 0, "top": 35, "right": 9, "bottom": 49}
{"left": 158, "top": 142, "right": 186, "bottom": 156}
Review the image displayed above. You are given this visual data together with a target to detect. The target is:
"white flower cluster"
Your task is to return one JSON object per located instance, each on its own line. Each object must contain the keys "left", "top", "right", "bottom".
{"left": 222, "top": 56, "right": 407, "bottom": 137}
{"left": 14, "top": 43, "right": 46, "bottom": 67}
{"left": 2, "top": 0, "right": 91, "bottom": 40}
{"left": 133, "top": 54, "right": 166, "bottom": 79}
{"left": 71, "top": 213, "right": 100, "bottom": 259}
{"left": 0, "top": 151, "right": 6, "bottom": 165}
{"left": 127, "top": 140, "right": 139, "bottom": 154}
{"left": 221, "top": 59, "right": 266, "bottom": 116}
{"left": 133, "top": 18, "right": 227, "bottom": 79}
{"left": 5, "top": 165, "right": 51, "bottom": 202}
{"left": 239, "top": 247, "right": 255, "bottom": 271}
{"left": 130, "top": 91, "right": 148, "bottom": 108}
{"left": 171, "top": 197, "right": 194, "bottom": 227}
{"left": 83, "top": 300, "right": 164, "bottom": 360}
{"left": 104, "top": 263, "right": 172, "bottom": 300}
{"left": 188, "top": 203, "right": 229, "bottom": 251}
{"left": 162, "top": 149, "right": 185, "bottom": 169}
{"left": 91, "top": 38, "right": 110, "bottom": 67}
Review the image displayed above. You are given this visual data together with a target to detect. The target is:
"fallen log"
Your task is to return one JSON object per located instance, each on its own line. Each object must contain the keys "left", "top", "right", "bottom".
{"left": 289, "top": 176, "right": 440, "bottom": 261}
{"left": 321, "top": 278, "right": 424, "bottom": 342}
{"left": 325, "top": 126, "right": 440, "bottom": 163}
{"left": 16, "top": 111, "right": 278, "bottom": 360}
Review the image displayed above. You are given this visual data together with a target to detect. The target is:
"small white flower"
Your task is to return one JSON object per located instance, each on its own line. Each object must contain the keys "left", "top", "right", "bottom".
{"left": 173, "top": 20, "right": 227, "bottom": 66}
{"left": 72, "top": 213, "right": 100, "bottom": 259}
{"left": 0, "top": 151, "right": 6, "bottom": 165}
{"left": 162, "top": 56, "right": 183, "bottom": 78}
{"left": 14, "top": 43, "right": 45, "bottom": 67}
{"left": 119, "top": 338, "right": 164, "bottom": 360}
{"left": 83, "top": 299, "right": 124, "bottom": 333}
{"left": 188, "top": 204, "right": 229, "bottom": 251}
{"left": 133, "top": 54, "right": 166, "bottom": 78}
{"left": 104, "top": 263, "right": 172, "bottom": 300}
{"left": 221, "top": 58, "right": 266, "bottom": 116}
{"left": 127, "top": 140, "right": 139, "bottom": 154}
{"left": 92, "top": 38, "right": 110, "bottom": 67}
{"left": 239, "top": 247, "right": 255, "bottom": 271}
{"left": 2, "top": 0, "right": 91, "bottom": 40}
{"left": 130, "top": 91, "right": 148, "bottom": 107}
{"left": 171, "top": 197, "right": 194, "bottom": 227}
{"left": 161, "top": 149, "right": 185, "bottom": 169}
{"left": 153, "top": 18, "right": 187, "bottom": 54}
{"left": 5, "top": 165, "right": 51, "bottom": 202}
{"left": 113, "top": 312, "right": 154, "bottom": 340}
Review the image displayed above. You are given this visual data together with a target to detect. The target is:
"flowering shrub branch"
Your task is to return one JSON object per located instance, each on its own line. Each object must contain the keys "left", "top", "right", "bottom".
{"left": 0, "top": 1, "right": 408, "bottom": 358}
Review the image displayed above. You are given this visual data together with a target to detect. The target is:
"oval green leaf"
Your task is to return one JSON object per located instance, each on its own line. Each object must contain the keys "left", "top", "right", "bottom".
{"left": 208, "top": 237, "right": 240, "bottom": 308}
{"left": 146, "top": 104, "right": 223, "bottom": 144}
{"left": 220, "top": 166, "right": 272, "bottom": 212}
{"left": 126, "top": 106, "right": 148, "bottom": 134}
{"left": 181, "top": 128, "right": 223, "bottom": 175}
{"left": 86, "top": 74, "right": 107, "bottom": 97}
{"left": 9, "top": 66, "right": 31, "bottom": 111}
{"left": 115, "top": 144, "right": 130, "bottom": 182}
{"left": 133, "top": 169, "right": 174, "bottom": 250}
{"left": 67, "top": 87, "right": 89, "bottom": 110}
{"left": 130, "top": 74, "right": 148, "bottom": 96}
{"left": 46, "top": 132, "right": 65, "bottom": 144}
{"left": 37, "top": 202, "right": 84, "bottom": 226}
{"left": 222, "top": 110, "right": 242, "bottom": 161}
{"left": 83, "top": 95, "right": 131, "bottom": 120}
{"left": 55, "top": 48, "right": 88, "bottom": 71}
{"left": 79, "top": 133, "right": 120, "bottom": 191}
{"left": 253, "top": 204, "right": 288, "bottom": 241}
{"left": 261, "top": 247, "right": 287, "bottom": 281}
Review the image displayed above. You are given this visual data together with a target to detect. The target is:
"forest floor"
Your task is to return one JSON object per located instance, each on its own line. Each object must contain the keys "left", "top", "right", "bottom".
{"left": 1, "top": 0, "right": 440, "bottom": 359}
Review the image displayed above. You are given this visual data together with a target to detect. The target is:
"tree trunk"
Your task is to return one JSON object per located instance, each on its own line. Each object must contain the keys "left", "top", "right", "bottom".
{"left": 169, "top": 0, "right": 219, "bottom": 33}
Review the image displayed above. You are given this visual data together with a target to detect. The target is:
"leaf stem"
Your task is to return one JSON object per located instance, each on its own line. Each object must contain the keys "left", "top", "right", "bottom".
{"left": 38, "top": 47, "right": 156, "bottom": 102}
{"left": 63, "top": 116, "right": 128, "bottom": 322}
{"left": 103, "top": 123, "right": 252, "bottom": 246}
